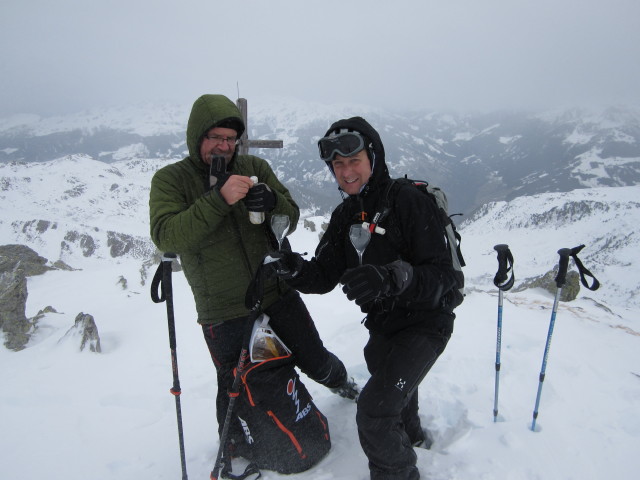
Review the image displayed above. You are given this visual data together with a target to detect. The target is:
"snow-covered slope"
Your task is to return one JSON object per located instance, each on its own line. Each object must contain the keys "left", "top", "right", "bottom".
{"left": 460, "top": 185, "right": 640, "bottom": 309}
{"left": 0, "top": 212, "right": 638, "bottom": 480}
{"left": 0, "top": 155, "right": 171, "bottom": 262}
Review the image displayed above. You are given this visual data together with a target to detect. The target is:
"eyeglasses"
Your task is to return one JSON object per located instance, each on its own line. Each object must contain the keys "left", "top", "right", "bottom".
{"left": 204, "top": 134, "right": 240, "bottom": 146}
{"left": 318, "top": 132, "right": 365, "bottom": 161}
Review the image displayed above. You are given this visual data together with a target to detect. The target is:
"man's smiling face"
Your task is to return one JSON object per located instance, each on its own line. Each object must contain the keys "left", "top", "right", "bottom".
{"left": 331, "top": 150, "right": 372, "bottom": 195}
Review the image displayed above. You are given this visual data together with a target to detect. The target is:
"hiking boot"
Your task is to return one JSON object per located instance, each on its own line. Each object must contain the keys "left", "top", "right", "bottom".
{"left": 370, "top": 464, "right": 420, "bottom": 480}
{"left": 412, "top": 428, "right": 434, "bottom": 450}
{"left": 330, "top": 377, "right": 360, "bottom": 401}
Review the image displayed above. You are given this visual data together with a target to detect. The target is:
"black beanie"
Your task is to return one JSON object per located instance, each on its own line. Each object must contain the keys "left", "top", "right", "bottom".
{"left": 215, "top": 117, "right": 245, "bottom": 138}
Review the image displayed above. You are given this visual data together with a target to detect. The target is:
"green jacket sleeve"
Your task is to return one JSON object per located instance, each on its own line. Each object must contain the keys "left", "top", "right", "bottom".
{"left": 149, "top": 161, "right": 232, "bottom": 253}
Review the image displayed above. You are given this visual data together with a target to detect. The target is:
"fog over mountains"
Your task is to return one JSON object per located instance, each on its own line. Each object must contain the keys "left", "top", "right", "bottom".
{"left": 2, "top": 97, "right": 639, "bottom": 216}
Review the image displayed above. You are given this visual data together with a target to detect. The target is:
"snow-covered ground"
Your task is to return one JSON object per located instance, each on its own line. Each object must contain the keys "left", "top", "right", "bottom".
{"left": 1, "top": 216, "right": 639, "bottom": 480}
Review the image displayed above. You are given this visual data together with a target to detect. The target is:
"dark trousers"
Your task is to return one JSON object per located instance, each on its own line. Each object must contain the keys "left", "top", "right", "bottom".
{"left": 202, "top": 291, "right": 347, "bottom": 437}
{"left": 357, "top": 318, "right": 452, "bottom": 480}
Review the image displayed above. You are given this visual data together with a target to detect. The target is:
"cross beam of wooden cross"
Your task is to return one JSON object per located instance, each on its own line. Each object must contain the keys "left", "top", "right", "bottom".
{"left": 235, "top": 98, "right": 283, "bottom": 156}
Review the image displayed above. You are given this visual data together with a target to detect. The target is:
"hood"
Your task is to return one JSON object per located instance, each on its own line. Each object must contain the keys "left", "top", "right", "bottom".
{"left": 323, "top": 116, "right": 390, "bottom": 192}
{"left": 186, "top": 94, "right": 246, "bottom": 163}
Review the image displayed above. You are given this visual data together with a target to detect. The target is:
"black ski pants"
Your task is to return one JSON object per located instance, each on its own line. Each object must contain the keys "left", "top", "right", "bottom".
{"left": 202, "top": 290, "right": 347, "bottom": 437}
{"left": 357, "top": 314, "right": 453, "bottom": 480}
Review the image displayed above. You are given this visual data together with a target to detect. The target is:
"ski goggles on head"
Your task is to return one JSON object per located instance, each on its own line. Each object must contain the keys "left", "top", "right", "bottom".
{"left": 318, "top": 132, "right": 366, "bottom": 161}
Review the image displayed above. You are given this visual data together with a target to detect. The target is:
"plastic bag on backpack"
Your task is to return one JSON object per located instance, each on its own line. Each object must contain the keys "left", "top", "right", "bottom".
{"left": 249, "top": 313, "right": 291, "bottom": 363}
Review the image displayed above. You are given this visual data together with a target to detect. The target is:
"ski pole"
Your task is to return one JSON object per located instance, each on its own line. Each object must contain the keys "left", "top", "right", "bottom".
{"left": 151, "top": 252, "right": 188, "bottom": 480}
{"left": 492, "top": 244, "right": 514, "bottom": 422}
{"left": 530, "top": 247, "right": 569, "bottom": 432}
{"left": 530, "top": 245, "right": 600, "bottom": 432}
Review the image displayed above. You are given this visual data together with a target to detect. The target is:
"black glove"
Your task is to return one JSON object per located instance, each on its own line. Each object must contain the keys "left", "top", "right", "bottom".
{"left": 209, "top": 156, "right": 229, "bottom": 189}
{"left": 340, "top": 260, "right": 413, "bottom": 308}
{"left": 340, "top": 264, "right": 391, "bottom": 308}
{"left": 266, "top": 250, "right": 304, "bottom": 280}
{"left": 244, "top": 183, "right": 276, "bottom": 212}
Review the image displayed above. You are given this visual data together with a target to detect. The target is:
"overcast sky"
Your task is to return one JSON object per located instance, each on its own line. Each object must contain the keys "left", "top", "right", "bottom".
{"left": 2, "top": 0, "right": 639, "bottom": 116}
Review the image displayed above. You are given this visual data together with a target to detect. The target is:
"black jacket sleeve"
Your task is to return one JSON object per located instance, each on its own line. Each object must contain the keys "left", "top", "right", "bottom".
{"left": 286, "top": 207, "right": 348, "bottom": 294}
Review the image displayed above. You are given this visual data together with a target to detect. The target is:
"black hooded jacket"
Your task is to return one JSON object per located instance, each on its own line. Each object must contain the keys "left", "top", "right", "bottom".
{"left": 290, "top": 117, "right": 458, "bottom": 334}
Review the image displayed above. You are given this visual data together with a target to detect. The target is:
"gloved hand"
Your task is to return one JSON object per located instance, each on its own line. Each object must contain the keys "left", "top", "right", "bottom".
{"left": 340, "top": 264, "right": 391, "bottom": 308}
{"left": 266, "top": 250, "right": 304, "bottom": 280}
{"left": 208, "top": 155, "right": 230, "bottom": 189}
{"left": 340, "top": 260, "right": 413, "bottom": 308}
{"left": 244, "top": 183, "right": 276, "bottom": 212}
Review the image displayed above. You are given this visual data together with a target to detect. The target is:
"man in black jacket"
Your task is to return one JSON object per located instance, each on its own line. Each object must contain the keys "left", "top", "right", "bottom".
{"left": 268, "top": 116, "right": 461, "bottom": 480}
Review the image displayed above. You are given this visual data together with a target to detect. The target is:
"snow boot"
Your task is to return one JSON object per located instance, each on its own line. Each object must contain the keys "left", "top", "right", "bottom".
{"left": 369, "top": 463, "right": 420, "bottom": 480}
{"left": 411, "top": 428, "right": 434, "bottom": 450}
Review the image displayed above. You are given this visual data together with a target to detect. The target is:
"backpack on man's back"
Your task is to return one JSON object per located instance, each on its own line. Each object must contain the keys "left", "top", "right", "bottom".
{"left": 382, "top": 176, "right": 466, "bottom": 309}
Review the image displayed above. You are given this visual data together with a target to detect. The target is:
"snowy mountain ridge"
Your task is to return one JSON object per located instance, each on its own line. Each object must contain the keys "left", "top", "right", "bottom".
{"left": 2, "top": 98, "right": 639, "bottom": 216}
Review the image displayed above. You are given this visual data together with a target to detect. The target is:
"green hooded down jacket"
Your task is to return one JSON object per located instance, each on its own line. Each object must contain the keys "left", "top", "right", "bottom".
{"left": 149, "top": 94, "right": 299, "bottom": 325}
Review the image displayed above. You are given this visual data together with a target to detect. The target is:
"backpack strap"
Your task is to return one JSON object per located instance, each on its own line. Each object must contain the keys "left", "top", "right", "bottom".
{"left": 221, "top": 458, "right": 262, "bottom": 480}
{"left": 380, "top": 179, "right": 410, "bottom": 258}
{"left": 449, "top": 219, "right": 466, "bottom": 268}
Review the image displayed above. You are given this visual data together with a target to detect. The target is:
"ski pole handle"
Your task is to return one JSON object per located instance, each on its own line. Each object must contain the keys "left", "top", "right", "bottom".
{"left": 160, "top": 254, "right": 178, "bottom": 350}
{"left": 555, "top": 248, "right": 572, "bottom": 288}
{"left": 493, "top": 244, "right": 515, "bottom": 291}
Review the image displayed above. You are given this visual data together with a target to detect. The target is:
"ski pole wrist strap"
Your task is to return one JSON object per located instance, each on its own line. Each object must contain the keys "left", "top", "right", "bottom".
{"left": 569, "top": 245, "right": 600, "bottom": 291}
{"left": 150, "top": 260, "right": 167, "bottom": 303}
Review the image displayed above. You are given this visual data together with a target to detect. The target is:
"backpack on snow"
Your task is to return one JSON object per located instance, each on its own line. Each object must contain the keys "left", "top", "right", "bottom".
{"left": 378, "top": 176, "right": 466, "bottom": 309}
{"left": 229, "top": 347, "right": 331, "bottom": 477}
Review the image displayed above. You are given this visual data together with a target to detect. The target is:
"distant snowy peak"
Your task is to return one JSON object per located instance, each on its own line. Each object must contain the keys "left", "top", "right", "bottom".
{"left": 463, "top": 185, "right": 640, "bottom": 229}
{"left": 0, "top": 96, "right": 388, "bottom": 139}
{"left": 536, "top": 105, "right": 640, "bottom": 128}
{"left": 0, "top": 102, "right": 189, "bottom": 137}
{"left": 247, "top": 95, "right": 386, "bottom": 132}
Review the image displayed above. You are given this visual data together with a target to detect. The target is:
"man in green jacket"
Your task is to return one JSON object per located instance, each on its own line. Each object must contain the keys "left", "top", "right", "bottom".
{"left": 149, "top": 94, "right": 357, "bottom": 454}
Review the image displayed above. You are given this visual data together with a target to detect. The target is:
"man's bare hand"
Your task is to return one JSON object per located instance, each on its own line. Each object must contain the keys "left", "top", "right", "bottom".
{"left": 219, "top": 175, "right": 254, "bottom": 205}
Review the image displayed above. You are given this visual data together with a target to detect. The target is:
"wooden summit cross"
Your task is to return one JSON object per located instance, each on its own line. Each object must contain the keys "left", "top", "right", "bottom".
{"left": 235, "top": 98, "right": 283, "bottom": 156}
